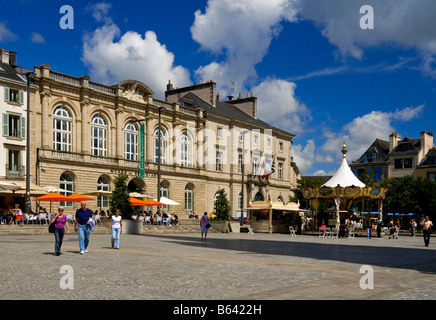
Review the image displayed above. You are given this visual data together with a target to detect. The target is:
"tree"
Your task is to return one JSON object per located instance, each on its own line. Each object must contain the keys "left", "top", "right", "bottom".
{"left": 109, "top": 173, "right": 134, "bottom": 219}
{"left": 214, "top": 189, "right": 231, "bottom": 220}
{"left": 291, "top": 177, "right": 328, "bottom": 208}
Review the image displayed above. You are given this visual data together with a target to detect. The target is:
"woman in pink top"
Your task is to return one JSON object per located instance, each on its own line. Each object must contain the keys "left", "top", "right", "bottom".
{"left": 51, "top": 206, "right": 70, "bottom": 256}
{"left": 421, "top": 216, "right": 433, "bottom": 247}
{"left": 200, "top": 212, "right": 210, "bottom": 240}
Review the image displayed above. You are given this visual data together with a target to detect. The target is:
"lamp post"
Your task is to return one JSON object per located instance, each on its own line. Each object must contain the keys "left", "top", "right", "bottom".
{"left": 25, "top": 72, "right": 35, "bottom": 215}
{"left": 157, "top": 106, "right": 164, "bottom": 206}
{"left": 240, "top": 129, "right": 249, "bottom": 225}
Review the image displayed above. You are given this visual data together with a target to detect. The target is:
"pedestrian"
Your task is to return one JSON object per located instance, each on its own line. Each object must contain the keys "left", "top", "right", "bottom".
{"left": 50, "top": 206, "right": 70, "bottom": 256}
{"left": 410, "top": 219, "right": 416, "bottom": 237}
{"left": 200, "top": 211, "right": 210, "bottom": 240}
{"left": 108, "top": 209, "right": 122, "bottom": 249}
{"left": 74, "top": 201, "right": 93, "bottom": 254}
{"left": 376, "top": 218, "right": 382, "bottom": 238}
{"left": 366, "top": 218, "right": 372, "bottom": 239}
{"left": 421, "top": 216, "right": 433, "bottom": 247}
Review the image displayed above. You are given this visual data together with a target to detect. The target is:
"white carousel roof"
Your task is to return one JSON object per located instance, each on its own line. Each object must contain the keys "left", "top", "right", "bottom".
{"left": 322, "top": 142, "right": 366, "bottom": 188}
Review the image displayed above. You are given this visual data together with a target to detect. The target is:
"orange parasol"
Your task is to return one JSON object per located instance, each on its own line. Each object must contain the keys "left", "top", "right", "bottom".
{"left": 66, "top": 194, "right": 96, "bottom": 202}
{"left": 128, "top": 197, "right": 165, "bottom": 206}
{"left": 33, "top": 192, "right": 70, "bottom": 202}
{"left": 33, "top": 192, "right": 70, "bottom": 213}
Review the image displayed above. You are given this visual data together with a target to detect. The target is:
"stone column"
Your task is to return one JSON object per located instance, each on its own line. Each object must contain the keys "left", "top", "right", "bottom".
{"left": 40, "top": 91, "right": 50, "bottom": 149}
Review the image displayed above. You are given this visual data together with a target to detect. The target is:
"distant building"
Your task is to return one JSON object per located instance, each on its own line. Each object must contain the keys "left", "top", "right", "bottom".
{"left": 350, "top": 131, "right": 434, "bottom": 182}
{"left": 350, "top": 138, "right": 390, "bottom": 182}
{"left": 0, "top": 49, "right": 32, "bottom": 208}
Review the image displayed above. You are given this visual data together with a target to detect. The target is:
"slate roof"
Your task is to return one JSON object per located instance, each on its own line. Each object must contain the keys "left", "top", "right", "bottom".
{"left": 0, "top": 62, "right": 27, "bottom": 84}
{"left": 352, "top": 138, "right": 390, "bottom": 164}
{"left": 389, "top": 137, "right": 421, "bottom": 155}
{"left": 179, "top": 92, "right": 295, "bottom": 138}
{"left": 417, "top": 148, "right": 436, "bottom": 167}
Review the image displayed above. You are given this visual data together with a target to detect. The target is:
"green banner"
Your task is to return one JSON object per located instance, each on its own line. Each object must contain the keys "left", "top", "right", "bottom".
{"left": 140, "top": 123, "right": 145, "bottom": 179}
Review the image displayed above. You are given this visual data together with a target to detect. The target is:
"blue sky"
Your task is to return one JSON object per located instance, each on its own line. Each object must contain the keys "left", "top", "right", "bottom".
{"left": 1, "top": 0, "right": 435, "bottom": 176}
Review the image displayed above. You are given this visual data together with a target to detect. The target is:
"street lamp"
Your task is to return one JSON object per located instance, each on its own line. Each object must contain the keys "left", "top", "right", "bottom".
{"left": 240, "top": 129, "right": 249, "bottom": 225}
{"left": 157, "top": 106, "right": 164, "bottom": 206}
{"left": 25, "top": 72, "right": 35, "bottom": 215}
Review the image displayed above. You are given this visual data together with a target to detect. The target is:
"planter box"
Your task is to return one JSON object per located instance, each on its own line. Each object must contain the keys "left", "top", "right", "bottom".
{"left": 229, "top": 222, "right": 240, "bottom": 233}
{"left": 210, "top": 221, "right": 230, "bottom": 233}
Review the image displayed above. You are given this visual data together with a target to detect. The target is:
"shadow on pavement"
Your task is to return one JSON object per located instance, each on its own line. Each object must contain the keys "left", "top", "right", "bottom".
{"left": 143, "top": 234, "right": 436, "bottom": 274}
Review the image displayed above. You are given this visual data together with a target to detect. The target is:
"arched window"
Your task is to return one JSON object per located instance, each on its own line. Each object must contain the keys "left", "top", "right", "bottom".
{"left": 97, "top": 176, "right": 110, "bottom": 209}
{"left": 160, "top": 180, "right": 169, "bottom": 211}
{"left": 180, "top": 131, "right": 191, "bottom": 167}
{"left": 60, "top": 172, "right": 74, "bottom": 207}
{"left": 154, "top": 128, "right": 166, "bottom": 164}
{"left": 53, "top": 106, "right": 72, "bottom": 152}
{"left": 185, "top": 183, "right": 194, "bottom": 211}
{"left": 91, "top": 114, "right": 107, "bottom": 157}
{"left": 124, "top": 122, "right": 138, "bottom": 160}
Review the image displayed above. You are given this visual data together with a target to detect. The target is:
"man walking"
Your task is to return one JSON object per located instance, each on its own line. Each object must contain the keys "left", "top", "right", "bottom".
{"left": 74, "top": 201, "right": 93, "bottom": 254}
{"left": 421, "top": 216, "right": 433, "bottom": 247}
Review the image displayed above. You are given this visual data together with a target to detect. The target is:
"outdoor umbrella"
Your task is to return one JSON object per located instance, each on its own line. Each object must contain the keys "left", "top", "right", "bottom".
{"left": 129, "top": 192, "right": 147, "bottom": 198}
{"left": 41, "top": 186, "right": 69, "bottom": 193}
{"left": 33, "top": 192, "right": 70, "bottom": 213}
{"left": 84, "top": 190, "right": 113, "bottom": 211}
{"left": 154, "top": 196, "right": 180, "bottom": 205}
{"left": 0, "top": 181, "right": 19, "bottom": 191}
{"left": 66, "top": 194, "right": 96, "bottom": 202}
{"left": 128, "top": 198, "right": 165, "bottom": 206}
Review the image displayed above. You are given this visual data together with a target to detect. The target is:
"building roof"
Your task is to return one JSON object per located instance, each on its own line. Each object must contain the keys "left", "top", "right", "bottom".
{"left": 323, "top": 143, "right": 366, "bottom": 188}
{"left": 389, "top": 137, "right": 421, "bottom": 155}
{"left": 417, "top": 147, "right": 436, "bottom": 167}
{"left": 179, "top": 91, "right": 295, "bottom": 138}
{"left": 352, "top": 138, "right": 389, "bottom": 164}
{"left": 0, "top": 62, "right": 27, "bottom": 84}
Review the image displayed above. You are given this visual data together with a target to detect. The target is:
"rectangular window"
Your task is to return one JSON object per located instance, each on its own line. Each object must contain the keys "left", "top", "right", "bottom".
{"left": 404, "top": 158, "right": 412, "bottom": 168}
{"left": 428, "top": 173, "right": 435, "bottom": 181}
{"left": 2, "top": 113, "right": 25, "bottom": 139}
{"left": 216, "top": 151, "right": 223, "bottom": 172}
{"left": 217, "top": 127, "right": 222, "bottom": 138}
{"left": 238, "top": 154, "right": 243, "bottom": 174}
{"left": 253, "top": 134, "right": 258, "bottom": 146}
{"left": 279, "top": 142, "right": 283, "bottom": 152}
{"left": 253, "top": 157, "right": 259, "bottom": 175}
{"left": 278, "top": 163, "right": 283, "bottom": 180}
{"left": 373, "top": 167, "right": 382, "bottom": 181}
{"left": 4, "top": 88, "right": 24, "bottom": 104}
{"left": 7, "top": 149, "right": 21, "bottom": 178}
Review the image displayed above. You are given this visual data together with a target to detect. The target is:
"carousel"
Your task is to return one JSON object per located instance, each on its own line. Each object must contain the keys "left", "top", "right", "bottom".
{"left": 301, "top": 142, "right": 388, "bottom": 229}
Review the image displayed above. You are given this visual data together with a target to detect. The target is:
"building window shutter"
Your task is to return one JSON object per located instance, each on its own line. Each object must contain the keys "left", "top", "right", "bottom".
{"left": 4, "top": 87, "right": 10, "bottom": 102}
{"left": 20, "top": 117, "right": 26, "bottom": 139}
{"left": 19, "top": 90, "right": 24, "bottom": 105}
{"left": 363, "top": 154, "right": 367, "bottom": 163}
{"left": 2, "top": 113, "right": 9, "bottom": 137}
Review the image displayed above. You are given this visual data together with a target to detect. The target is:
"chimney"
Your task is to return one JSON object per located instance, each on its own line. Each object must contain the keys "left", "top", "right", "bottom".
{"left": 389, "top": 132, "right": 401, "bottom": 152}
{"left": 1, "top": 48, "right": 10, "bottom": 64}
{"left": 9, "top": 51, "right": 17, "bottom": 67}
{"left": 167, "top": 80, "right": 174, "bottom": 92}
{"left": 420, "top": 131, "right": 434, "bottom": 157}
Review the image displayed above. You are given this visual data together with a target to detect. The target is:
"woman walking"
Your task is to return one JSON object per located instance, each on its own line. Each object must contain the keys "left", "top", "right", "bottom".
{"left": 109, "top": 209, "right": 122, "bottom": 249}
{"left": 51, "top": 206, "right": 70, "bottom": 256}
{"left": 421, "top": 216, "right": 433, "bottom": 247}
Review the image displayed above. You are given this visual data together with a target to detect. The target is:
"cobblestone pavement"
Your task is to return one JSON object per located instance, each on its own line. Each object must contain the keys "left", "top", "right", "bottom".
{"left": 0, "top": 232, "right": 435, "bottom": 301}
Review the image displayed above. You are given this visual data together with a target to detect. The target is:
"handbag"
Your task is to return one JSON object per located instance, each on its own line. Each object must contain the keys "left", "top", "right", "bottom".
{"left": 48, "top": 217, "right": 57, "bottom": 233}
{"left": 206, "top": 223, "right": 211, "bottom": 229}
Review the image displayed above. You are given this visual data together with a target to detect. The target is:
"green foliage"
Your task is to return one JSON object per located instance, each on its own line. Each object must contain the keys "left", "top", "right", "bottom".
{"left": 292, "top": 177, "right": 327, "bottom": 207}
{"left": 109, "top": 173, "right": 134, "bottom": 219}
{"left": 380, "top": 176, "right": 436, "bottom": 219}
{"left": 214, "top": 189, "right": 231, "bottom": 221}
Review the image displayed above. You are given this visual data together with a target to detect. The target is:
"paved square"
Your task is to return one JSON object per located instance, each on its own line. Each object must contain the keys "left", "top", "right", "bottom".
{"left": 1, "top": 232, "right": 435, "bottom": 300}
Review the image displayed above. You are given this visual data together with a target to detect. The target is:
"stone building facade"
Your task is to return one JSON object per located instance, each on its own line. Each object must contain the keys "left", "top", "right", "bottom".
{"left": 28, "top": 63, "right": 299, "bottom": 216}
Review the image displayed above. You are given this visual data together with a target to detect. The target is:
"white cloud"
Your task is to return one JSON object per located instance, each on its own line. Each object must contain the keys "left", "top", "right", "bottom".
{"left": 251, "top": 78, "right": 311, "bottom": 134}
{"left": 297, "top": 0, "right": 436, "bottom": 76}
{"left": 82, "top": 13, "right": 191, "bottom": 98}
{"left": 292, "top": 139, "right": 316, "bottom": 174}
{"left": 293, "top": 105, "right": 425, "bottom": 174}
{"left": 0, "top": 22, "right": 17, "bottom": 42}
{"left": 31, "top": 32, "right": 45, "bottom": 44}
{"left": 86, "top": 2, "right": 113, "bottom": 24}
{"left": 191, "top": 0, "right": 299, "bottom": 95}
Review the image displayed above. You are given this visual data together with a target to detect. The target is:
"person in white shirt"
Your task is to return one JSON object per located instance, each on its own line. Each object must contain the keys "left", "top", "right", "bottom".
{"left": 108, "top": 209, "right": 122, "bottom": 249}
